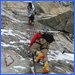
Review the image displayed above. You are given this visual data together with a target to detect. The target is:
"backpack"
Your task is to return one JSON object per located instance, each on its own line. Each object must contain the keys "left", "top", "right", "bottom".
{"left": 30, "top": 32, "right": 55, "bottom": 47}
{"left": 30, "top": 32, "right": 42, "bottom": 47}
{"left": 42, "top": 32, "right": 55, "bottom": 43}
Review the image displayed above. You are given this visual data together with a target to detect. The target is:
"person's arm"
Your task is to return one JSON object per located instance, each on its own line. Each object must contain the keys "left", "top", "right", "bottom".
{"left": 30, "top": 43, "right": 40, "bottom": 53}
{"left": 32, "top": 4, "right": 35, "bottom": 11}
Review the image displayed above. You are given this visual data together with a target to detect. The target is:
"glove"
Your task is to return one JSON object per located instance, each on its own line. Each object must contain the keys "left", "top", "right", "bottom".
{"left": 35, "top": 51, "right": 44, "bottom": 63}
{"left": 43, "top": 61, "right": 49, "bottom": 73}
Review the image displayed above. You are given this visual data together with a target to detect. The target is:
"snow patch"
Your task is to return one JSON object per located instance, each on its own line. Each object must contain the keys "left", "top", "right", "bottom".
{"left": 30, "top": 67, "right": 34, "bottom": 73}
{"left": 1, "top": 42, "right": 20, "bottom": 50}
{"left": 15, "top": 69, "right": 19, "bottom": 72}
{"left": 55, "top": 66, "right": 63, "bottom": 71}
{"left": 13, "top": 66, "right": 26, "bottom": 69}
{"left": 48, "top": 50, "right": 74, "bottom": 61}
{"left": 1, "top": 29, "right": 15, "bottom": 36}
{"left": 66, "top": 61, "right": 70, "bottom": 64}
{"left": 10, "top": 41, "right": 16, "bottom": 44}
{"left": 19, "top": 40, "right": 30, "bottom": 44}
{"left": 20, "top": 58, "right": 25, "bottom": 61}
{"left": 1, "top": 29, "right": 27, "bottom": 39}
{"left": 1, "top": 42, "right": 10, "bottom": 47}
{"left": 19, "top": 56, "right": 25, "bottom": 61}
{"left": 50, "top": 72, "right": 56, "bottom": 74}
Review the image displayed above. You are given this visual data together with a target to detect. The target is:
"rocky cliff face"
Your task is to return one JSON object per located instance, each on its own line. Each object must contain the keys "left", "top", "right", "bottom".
{"left": 1, "top": 2, "right": 74, "bottom": 74}
{"left": 37, "top": 2, "right": 74, "bottom": 40}
{"left": 38, "top": 11, "right": 74, "bottom": 34}
{"left": 36, "top": 2, "right": 73, "bottom": 15}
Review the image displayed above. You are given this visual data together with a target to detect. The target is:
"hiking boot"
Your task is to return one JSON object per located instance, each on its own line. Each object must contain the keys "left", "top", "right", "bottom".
{"left": 43, "top": 61, "right": 49, "bottom": 73}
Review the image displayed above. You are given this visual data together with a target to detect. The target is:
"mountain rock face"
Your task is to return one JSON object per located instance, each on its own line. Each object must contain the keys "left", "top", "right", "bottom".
{"left": 38, "top": 11, "right": 74, "bottom": 34}
{"left": 36, "top": 2, "right": 73, "bottom": 15}
{"left": 1, "top": 2, "right": 74, "bottom": 74}
{"left": 2, "top": 49, "right": 31, "bottom": 74}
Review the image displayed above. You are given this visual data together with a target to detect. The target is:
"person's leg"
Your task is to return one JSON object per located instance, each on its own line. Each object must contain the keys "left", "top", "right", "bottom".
{"left": 30, "top": 14, "right": 34, "bottom": 25}
{"left": 28, "top": 17, "right": 32, "bottom": 25}
{"left": 30, "top": 43, "right": 44, "bottom": 63}
{"left": 41, "top": 49, "right": 48, "bottom": 62}
{"left": 41, "top": 49, "right": 49, "bottom": 73}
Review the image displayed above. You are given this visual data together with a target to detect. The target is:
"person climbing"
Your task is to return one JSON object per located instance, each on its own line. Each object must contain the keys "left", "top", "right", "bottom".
{"left": 27, "top": 2, "right": 35, "bottom": 25}
{"left": 30, "top": 32, "right": 55, "bottom": 73}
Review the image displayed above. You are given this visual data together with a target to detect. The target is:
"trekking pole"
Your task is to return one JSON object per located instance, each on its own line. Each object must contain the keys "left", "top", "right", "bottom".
{"left": 32, "top": 53, "right": 36, "bottom": 74}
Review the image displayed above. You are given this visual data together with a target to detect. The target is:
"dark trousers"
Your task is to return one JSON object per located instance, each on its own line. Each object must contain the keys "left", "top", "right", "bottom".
{"left": 28, "top": 14, "right": 34, "bottom": 22}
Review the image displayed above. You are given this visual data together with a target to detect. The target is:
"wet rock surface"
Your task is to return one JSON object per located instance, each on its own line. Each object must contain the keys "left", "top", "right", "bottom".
{"left": 1, "top": 2, "right": 74, "bottom": 74}
{"left": 2, "top": 48, "right": 31, "bottom": 74}
{"left": 38, "top": 11, "right": 74, "bottom": 34}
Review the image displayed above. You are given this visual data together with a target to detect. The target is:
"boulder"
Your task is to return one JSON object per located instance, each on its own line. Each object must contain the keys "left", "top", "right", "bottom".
{"left": 38, "top": 11, "right": 74, "bottom": 34}
{"left": 2, "top": 49, "right": 31, "bottom": 74}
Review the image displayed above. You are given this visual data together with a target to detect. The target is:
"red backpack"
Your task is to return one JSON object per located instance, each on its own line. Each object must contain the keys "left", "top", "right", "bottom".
{"left": 30, "top": 32, "right": 42, "bottom": 47}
